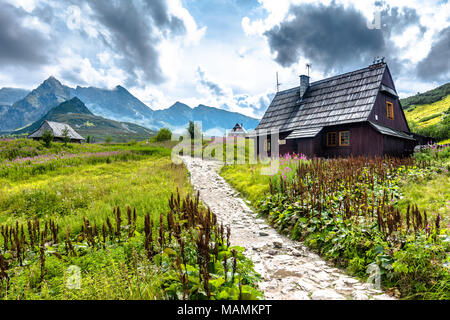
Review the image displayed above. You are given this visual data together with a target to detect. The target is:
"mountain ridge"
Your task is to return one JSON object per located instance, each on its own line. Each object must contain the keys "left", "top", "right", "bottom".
{"left": 0, "top": 76, "right": 260, "bottom": 134}
{"left": 401, "top": 82, "right": 450, "bottom": 109}
{"left": 14, "top": 97, "right": 155, "bottom": 142}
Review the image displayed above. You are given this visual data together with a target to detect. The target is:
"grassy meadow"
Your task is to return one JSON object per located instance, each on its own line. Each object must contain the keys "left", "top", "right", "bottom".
{"left": 0, "top": 138, "right": 261, "bottom": 300}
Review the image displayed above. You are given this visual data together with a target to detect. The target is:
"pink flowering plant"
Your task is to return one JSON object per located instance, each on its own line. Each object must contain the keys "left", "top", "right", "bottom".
{"left": 270, "top": 153, "right": 308, "bottom": 188}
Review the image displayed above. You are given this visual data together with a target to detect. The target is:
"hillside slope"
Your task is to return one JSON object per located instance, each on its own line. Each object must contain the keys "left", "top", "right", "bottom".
{"left": 14, "top": 97, "right": 155, "bottom": 142}
{"left": 404, "top": 95, "right": 450, "bottom": 128}
{"left": 401, "top": 84, "right": 450, "bottom": 142}
{"left": 401, "top": 82, "right": 450, "bottom": 109}
{"left": 0, "top": 88, "right": 29, "bottom": 105}
{"left": 1, "top": 77, "right": 72, "bottom": 131}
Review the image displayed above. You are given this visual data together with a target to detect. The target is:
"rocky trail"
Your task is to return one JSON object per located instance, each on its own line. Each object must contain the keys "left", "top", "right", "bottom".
{"left": 182, "top": 156, "right": 395, "bottom": 300}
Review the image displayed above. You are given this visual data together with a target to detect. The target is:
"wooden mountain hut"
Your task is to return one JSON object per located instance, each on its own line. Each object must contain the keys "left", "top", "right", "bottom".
{"left": 28, "top": 120, "right": 85, "bottom": 143}
{"left": 250, "top": 62, "right": 419, "bottom": 158}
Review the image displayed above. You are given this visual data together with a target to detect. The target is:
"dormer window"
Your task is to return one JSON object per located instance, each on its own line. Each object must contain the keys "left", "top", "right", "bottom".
{"left": 386, "top": 101, "right": 394, "bottom": 120}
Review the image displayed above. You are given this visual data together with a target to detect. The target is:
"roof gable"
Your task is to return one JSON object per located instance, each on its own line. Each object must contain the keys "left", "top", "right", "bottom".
{"left": 255, "top": 63, "right": 387, "bottom": 133}
{"left": 29, "top": 120, "right": 84, "bottom": 140}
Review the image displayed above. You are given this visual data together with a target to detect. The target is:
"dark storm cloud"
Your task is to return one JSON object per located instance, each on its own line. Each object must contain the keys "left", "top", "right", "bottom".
{"left": 197, "top": 67, "right": 225, "bottom": 96}
{"left": 263, "top": 3, "right": 426, "bottom": 73}
{"left": 417, "top": 27, "right": 450, "bottom": 81}
{"left": 88, "top": 0, "right": 186, "bottom": 86}
{"left": 381, "top": 6, "right": 427, "bottom": 37}
{"left": 264, "top": 3, "right": 385, "bottom": 71}
{"left": 143, "top": 0, "right": 185, "bottom": 34}
{"left": 0, "top": 2, "right": 50, "bottom": 66}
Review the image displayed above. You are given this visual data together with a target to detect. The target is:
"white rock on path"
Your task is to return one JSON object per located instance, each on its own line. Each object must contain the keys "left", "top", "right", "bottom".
{"left": 311, "top": 289, "right": 346, "bottom": 300}
{"left": 181, "top": 156, "right": 395, "bottom": 301}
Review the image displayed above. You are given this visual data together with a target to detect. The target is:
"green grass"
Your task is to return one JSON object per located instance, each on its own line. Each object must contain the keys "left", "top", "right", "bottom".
{"left": 0, "top": 138, "right": 108, "bottom": 161}
{"left": 0, "top": 153, "right": 188, "bottom": 237}
{"left": 0, "top": 143, "right": 189, "bottom": 299}
{"left": 397, "top": 169, "right": 450, "bottom": 227}
{"left": 0, "top": 139, "right": 262, "bottom": 300}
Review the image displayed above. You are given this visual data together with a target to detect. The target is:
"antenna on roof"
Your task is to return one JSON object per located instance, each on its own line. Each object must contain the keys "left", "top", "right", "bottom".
{"left": 306, "top": 63, "right": 312, "bottom": 77}
{"left": 276, "top": 72, "right": 281, "bottom": 93}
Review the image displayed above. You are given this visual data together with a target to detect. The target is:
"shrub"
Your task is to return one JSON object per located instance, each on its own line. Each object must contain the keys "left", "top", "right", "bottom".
{"left": 62, "top": 127, "right": 70, "bottom": 146}
{"left": 153, "top": 128, "right": 172, "bottom": 142}
{"left": 42, "top": 130, "right": 54, "bottom": 148}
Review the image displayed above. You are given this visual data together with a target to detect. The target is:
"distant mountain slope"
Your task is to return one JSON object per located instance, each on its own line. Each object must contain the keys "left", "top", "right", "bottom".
{"left": 401, "top": 82, "right": 450, "bottom": 110}
{"left": 0, "top": 77, "right": 154, "bottom": 132}
{"left": 73, "top": 85, "right": 154, "bottom": 125}
{"left": 0, "top": 77, "right": 72, "bottom": 131}
{"left": 14, "top": 97, "right": 154, "bottom": 142}
{"left": 152, "top": 102, "right": 260, "bottom": 134}
{"left": 0, "top": 88, "right": 29, "bottom": 105}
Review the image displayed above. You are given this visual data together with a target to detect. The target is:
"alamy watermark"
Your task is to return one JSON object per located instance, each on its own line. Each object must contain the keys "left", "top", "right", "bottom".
{"left": 66, "top": 265, "right": 81, "bottom": 290}
{"left": 367, "top": 8, "right": 387, "bottom": 30}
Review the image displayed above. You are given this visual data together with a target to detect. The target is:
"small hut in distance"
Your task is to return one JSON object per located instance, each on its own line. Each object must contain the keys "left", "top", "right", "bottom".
{"left": 228, "top": 123, "right": 247, "bottom": 137}
{"left": 29, "top": 120, "right": 85, "bottom": 143}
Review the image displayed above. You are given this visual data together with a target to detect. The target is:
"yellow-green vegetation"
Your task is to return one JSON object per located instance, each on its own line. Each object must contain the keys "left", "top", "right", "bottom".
{"left": 405, "top": 95, "right": 450, "bottom": 128}
{"left": 399, "top": 144, "right": 450, "bottom": 226}
{"left": 0, "top": 138, "right": 107, "bottom": 161}
{"left": 0, "top": 155, "right": 188, "bottom": 229}
{"left": 220, "top": 149, "right": 450, "bottom": 299}
{"left": 398, "top": 175, "right": 449, "bottom": 226}
{"left": 404, "top": 93, "right": 450, "bottom": 141}
{"left": 221, "top": 164, "right": 270, "bottom": 206}
{"left": 0, "top": 139, "right": 262, "bottom": 300}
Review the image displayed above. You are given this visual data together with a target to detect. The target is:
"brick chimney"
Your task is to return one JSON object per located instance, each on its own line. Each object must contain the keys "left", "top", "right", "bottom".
{"left": 299, "top": 75, "right": 310, "bottom": 100}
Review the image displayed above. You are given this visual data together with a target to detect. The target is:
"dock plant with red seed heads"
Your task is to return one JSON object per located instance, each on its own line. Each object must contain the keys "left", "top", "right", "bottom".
{"left": 255, "top": 155, "right": 449, "bottom": 300}
{"left": 0, "top": 191, "right": 262, "bottom": 300}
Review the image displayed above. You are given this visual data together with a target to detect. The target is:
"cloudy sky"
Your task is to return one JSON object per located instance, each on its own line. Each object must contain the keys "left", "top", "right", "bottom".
{"left": 0, "top": 0, "right": 449, "bottom": 119}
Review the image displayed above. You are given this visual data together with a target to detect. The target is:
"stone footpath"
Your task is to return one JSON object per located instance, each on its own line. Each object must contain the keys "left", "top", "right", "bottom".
{"left": 182, "top": 156, "right": 395, "bottom": 300}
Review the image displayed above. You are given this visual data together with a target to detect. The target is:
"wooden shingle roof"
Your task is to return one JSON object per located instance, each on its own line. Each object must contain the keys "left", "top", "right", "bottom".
{"left": 255, "top": 63, "right": 387, "bottom": 134}
{"left": 29, "top": 121, "right": 85, "bottom": 140}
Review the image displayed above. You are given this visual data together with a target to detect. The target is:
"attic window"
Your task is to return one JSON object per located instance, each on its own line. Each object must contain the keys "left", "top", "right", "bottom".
{"left": 339, "top": 131, "right": 350, "bottom": 146}
{"left": 386, "top": 101, "right": 394, "bottom": 120}
{"left": 326, "top": 132, "right": 337, "bottom": 146}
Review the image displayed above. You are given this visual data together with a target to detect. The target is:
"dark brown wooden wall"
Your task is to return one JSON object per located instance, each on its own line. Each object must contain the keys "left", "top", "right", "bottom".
{"left": 382, "top": 136, "right": 415, "bottom": 157}
{"left": 368, "top": 67, "right": 410, "bottom": 132}
{"left": 319, "top": 123, "right": 383, "bottom": 157}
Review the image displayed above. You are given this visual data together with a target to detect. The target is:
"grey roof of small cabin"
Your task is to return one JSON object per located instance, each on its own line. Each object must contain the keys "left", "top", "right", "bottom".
{"left": 29, "top": 121, "right": 85, "bottom": 140}
{"left": 255, "top": 63, "right": 388, "bottom": 134}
